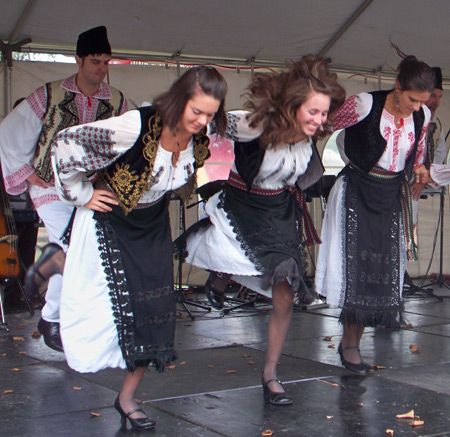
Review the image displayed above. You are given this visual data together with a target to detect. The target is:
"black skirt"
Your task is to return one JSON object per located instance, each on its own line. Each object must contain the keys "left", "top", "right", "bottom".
{"left": 340, "top": 166, "right": 404, "bottom": 328}
{"left": 94, "top": 196, "right": 177, "bottom": 372}
{"left": 220, "top": 184, "right": 309, "bottom": 292}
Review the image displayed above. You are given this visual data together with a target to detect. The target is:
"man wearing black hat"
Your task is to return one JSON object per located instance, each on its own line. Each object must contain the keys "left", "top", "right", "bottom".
{"left": 0, "top": 26, "right": 128, "bottom": 352}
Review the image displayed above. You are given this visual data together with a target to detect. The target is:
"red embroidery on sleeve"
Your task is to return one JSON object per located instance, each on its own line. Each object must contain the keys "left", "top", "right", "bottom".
{"left": 333, "top": 95, "right": 360, "bottom": 130}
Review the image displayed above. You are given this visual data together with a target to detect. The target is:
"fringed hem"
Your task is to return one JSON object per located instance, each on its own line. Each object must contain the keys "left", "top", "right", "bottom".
{"left": 127, "top": 349, "right": 178, "bottom": 373}
{"left": 271, "top": 258, "right": 316, "bottom": 304}
{"left": 339, "top": 308, "right": 400, "bottom": 328}
{"left": 272, "top": 258, "right": 302, "bottom": 289}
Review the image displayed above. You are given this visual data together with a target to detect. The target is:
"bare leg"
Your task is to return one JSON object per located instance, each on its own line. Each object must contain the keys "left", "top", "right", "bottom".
{"left": 341, "top": 323, "right": 365, "bottom": 364}
{"left": 117, "top": 367, "right": 147, "bottom": 419}
{"left": 263, "top": 280, "right": 294, "bottom": 393}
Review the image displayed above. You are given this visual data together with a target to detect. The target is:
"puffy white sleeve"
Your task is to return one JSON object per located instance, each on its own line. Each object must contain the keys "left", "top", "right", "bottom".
{"left": 332, "top": 93, "right": 372, "bottom": 131}
{"left": 52, "top": 109, "right": 142, "bottom": 206}
{"left": 429, "top": 164, "right": 450, "bottom": 187}
{"left": 209, "top": 110, "right": 263, "bottom": 143}
{"left": 432, "top": 121, "right": 448, "bottom": 165}
{"left": 0, "top": 100, "right": 42, "bottom": 194}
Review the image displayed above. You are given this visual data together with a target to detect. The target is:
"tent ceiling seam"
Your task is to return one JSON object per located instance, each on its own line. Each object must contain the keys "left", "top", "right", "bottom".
{"left": 317, "top": 0, "right": 375, "bottom": 58}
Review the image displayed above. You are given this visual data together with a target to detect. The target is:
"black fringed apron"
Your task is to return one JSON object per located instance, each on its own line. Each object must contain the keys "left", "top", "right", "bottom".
{"left": 339, "top": 165, "right": 414, "bottom": 328}
{"left": 94, "top": 196, "right": 177, "bottom": 372}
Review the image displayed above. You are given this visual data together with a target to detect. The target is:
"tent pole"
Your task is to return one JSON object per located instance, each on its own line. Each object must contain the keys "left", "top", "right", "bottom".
{"left": 1, "top": 38, "right": 32, "bottom": 115}
{"left": 2, "top": 0, "right": 36, "bottom": 114}
{"left": 317, "top": 0, "right": 374, "bottom": 58}
{"left": 6, "top": 62, "right": 11, "bottom": 115}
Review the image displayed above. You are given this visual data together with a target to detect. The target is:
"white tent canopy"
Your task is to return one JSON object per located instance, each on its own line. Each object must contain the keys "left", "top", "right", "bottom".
{"left": 1, "top": 0, "right": 450, "bottom": 74}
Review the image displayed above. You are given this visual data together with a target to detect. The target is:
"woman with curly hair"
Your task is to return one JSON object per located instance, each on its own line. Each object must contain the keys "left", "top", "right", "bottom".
{"left": 315, "top": 51, "right": 434, "bottom": 374}
{"left": 182, "top": 55, "right": 345, "bottom": 405}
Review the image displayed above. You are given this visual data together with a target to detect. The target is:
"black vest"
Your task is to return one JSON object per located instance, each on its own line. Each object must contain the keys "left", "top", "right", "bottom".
{"left": 99, "top": 107, "right": 210, "bottom": 214}
{"left": 234, "top": 137, "right": 324, "bottom": 191}
{"left": 344, "top": 90, "right": 425, "bottom": 177}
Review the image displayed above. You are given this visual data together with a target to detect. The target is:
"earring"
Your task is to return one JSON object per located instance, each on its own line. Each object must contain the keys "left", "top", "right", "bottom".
{"left": 394, "top": 90, "right": 400, "bottom": 107}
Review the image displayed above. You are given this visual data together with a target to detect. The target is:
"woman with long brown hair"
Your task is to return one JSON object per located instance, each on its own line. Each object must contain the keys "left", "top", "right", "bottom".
{"left": 46, "top": 66, "right": 227, "bottom": 430}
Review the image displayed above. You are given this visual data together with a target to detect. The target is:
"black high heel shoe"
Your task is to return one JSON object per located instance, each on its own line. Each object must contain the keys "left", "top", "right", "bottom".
{"left": 114, "top": 395, "right": 155, "bottom": 430}
{"left": 261, "top": 373, "right": 293, "bottom": 406}
{"left": 205, "top": 274, "right": 225, "bottom": 310}
{"left": 24, "top": 243, "right": 64, "bottom": 298}
{"left": 338, "top": 342, "right": 367, "bottom": 374}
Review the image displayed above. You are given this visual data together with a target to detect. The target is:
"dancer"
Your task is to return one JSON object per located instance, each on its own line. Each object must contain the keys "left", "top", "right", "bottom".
{"left": 181, "top": 55, "right": 345, "bottom": 405}
{"left": 315, "top": 51, "right": 434, "bottom": 374}
{"left": 0, "top": 26, "right": 128, "bottom": 351}
{"left": 50, "top": 66, "right": 227, "bottom": 429}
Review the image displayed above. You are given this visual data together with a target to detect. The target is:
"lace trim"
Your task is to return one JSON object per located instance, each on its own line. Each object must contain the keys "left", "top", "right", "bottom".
{"left": 338, "top": 177, "right": 347, "bottom": 308}
{"left": 130, "top": 286, "right": 173, "bottom": 303}
{"left": 218, "top": 191, "right": 264, "bottom": 272}
{"left": 135, "top": 312, "right": 175, "bottom": 329}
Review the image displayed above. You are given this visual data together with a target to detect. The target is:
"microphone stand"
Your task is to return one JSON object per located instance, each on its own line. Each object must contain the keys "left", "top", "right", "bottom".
{"left": 173, "top": 195, "right": 211, "bottom": 320}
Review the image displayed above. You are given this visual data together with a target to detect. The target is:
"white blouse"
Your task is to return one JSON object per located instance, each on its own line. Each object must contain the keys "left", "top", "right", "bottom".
{"left": 225, "top": 110, "right": 313, "bottom": 189}
{"left": 51, "top": 109, "right": 195, "bottom": 207}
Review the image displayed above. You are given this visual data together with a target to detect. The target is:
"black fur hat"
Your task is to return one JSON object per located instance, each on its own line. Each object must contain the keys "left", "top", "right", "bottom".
{"left": 76, "top": 26, "right": 111, "bottom": 57}
{"left": 432, "top": 67, "right": 443, "bottom": 90}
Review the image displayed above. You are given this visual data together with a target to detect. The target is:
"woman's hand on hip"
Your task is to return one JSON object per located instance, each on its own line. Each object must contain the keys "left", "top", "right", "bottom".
{"left": 84, "top": 189, "right": 119, "bottom": 212}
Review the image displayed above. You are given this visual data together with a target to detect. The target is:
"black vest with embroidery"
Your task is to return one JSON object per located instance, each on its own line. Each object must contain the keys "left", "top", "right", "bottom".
{"left": 34, "top": 79, "right": 125, "bottom": 182}
{"left": 98, "top": 107, "right": 211, "bottom": 215}
{"left": 344, "top": 90, "right": 425, "bottom": 177}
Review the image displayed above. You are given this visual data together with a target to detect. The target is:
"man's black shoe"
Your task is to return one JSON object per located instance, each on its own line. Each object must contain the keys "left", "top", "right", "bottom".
{"left": 38, "top": 318, "right": 63, "bottom": 352}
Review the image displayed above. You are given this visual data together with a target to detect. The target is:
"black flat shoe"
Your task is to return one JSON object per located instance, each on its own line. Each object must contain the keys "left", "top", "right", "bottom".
{"left": 261, "top": 373, "right": 293, "bottom": 406}
{"left": 37, "top": 318, "right": 63, "bottom": 352}
{"left": 338, "top": 342, "right": 367, "bottom": 374}
{"left": 114, "top": 395, "right": 155, "bottom": 430}
{"left": 205, "top": 276, "right": 225, "bottom": 310}
{"left": 25, "top": 243, "right": 63, "bottom": 298}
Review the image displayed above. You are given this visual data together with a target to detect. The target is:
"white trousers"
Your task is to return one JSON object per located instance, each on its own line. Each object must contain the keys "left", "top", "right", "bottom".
{"left": 36, "top": 201, "right": 73, "bottom": 323}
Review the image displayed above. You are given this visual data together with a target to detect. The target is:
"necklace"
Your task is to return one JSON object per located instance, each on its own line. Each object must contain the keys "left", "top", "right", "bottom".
{"left": 172, "top": 139, "right": 181, "bottom": 166}
{"left": 389, "top": 91, "right": 405, "bottom": 130}
{"left": 160, "top": 127, "right": 186, "bottom": 167}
